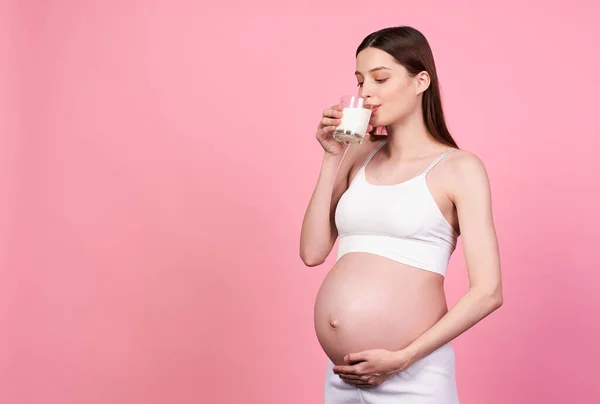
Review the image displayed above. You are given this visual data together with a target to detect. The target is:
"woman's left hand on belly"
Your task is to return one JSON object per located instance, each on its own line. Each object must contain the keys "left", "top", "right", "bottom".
{"left": 332, "top": 348, "right": 408, "bottom": 388}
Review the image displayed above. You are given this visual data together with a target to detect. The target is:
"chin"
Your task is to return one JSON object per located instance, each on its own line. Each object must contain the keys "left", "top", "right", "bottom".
{"left": 370, "top": 117, "right": 389, "bottom": 129}
{"left": 370, "top": 116, "right": 384, "bottom": 127}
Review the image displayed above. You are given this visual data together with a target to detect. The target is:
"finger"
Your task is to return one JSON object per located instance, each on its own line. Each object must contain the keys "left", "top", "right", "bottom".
{"left": 333, "top": 365, "right": 355, "bottom": 374}
{"left": 348, "top": 379, "right": 374, "bottom": 387}
{"left": 323, "top": 107, "right": 343, "bottom": 118}
{"left": 356, "top": 378, "right": 376, "bottom": 386}
{"left": 316, "top": 126, "right": 337, "bottom": 139}
{"left": 338, "top": 373, "right": 363, "bottom": 381}
{"left": 344, "top": 353, "right": 366, "bottom": 363}
{"left": 336, "top": 367, "right": 365, "bottom": 377}
{"left": 341, "top": 377, "right": 370, "bottom": 386}
{"left": 321, "top": 117, "right": 341, "bottom": 127}
{"left": 317, "top": 125, "right": 334, "bottom": 136}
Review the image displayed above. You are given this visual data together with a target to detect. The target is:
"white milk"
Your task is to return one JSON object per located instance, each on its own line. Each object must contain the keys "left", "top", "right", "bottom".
{"left": 334, "top": 107, "right": 372, "bottom": 136}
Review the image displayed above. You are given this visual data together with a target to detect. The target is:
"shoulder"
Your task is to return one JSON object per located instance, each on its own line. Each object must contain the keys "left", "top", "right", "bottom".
{"left": 446, "top": 148, "right": 487, "bottom": 175}
{"left": 443, "top": 148, "right": 491, "bottom": 202}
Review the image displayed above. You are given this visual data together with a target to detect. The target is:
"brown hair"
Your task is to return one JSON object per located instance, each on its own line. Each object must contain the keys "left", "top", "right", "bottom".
{"left": 356, "top": 26, "right": 458, "bottom": 148}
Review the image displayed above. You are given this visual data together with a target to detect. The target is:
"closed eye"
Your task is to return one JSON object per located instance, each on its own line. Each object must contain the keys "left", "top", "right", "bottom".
{"left": 357, "top": 79, "right": 388, "bottom": 87}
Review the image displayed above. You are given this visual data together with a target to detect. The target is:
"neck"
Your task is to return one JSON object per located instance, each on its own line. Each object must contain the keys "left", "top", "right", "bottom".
{"left": 383, "top": 111, "right": 440, "bottom": 160}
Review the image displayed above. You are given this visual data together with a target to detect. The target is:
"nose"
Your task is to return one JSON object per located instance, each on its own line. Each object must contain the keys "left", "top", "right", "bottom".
{"left": 358, "top": 84, "right": 374, "bottom": 100}
{"left": 359, "top": 91, "right": 374, "bottom": 108}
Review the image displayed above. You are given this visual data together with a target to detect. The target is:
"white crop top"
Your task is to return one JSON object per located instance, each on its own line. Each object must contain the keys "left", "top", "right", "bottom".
{"left": 334, "top": 139, "right": 459, "bottom": 277}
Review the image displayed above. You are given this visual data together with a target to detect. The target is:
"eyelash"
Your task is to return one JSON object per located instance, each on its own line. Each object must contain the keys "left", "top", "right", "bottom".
{"left": 357, "top": 79, "right": 387, "bottom": 87}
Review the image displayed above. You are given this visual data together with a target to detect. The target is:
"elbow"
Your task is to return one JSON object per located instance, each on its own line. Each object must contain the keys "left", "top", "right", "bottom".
{"left": 300, "top": 253, "right": 325, "bottom": 267}
{"left": 299, "top": 236, "right": 333, "bottom": 267}
{"left": 299, "top": 247, "right": 326, "bottom": 267}
{"left": 490, "top": 281, "right": 504, "bottom": 309}
{"left": 473, "top": 284, "right": 503, "bottom": 311}
{"left": 303, "top": 259, "right": 324, "bottom": 267}
{"left": 490, "top": 293, "right": 503, "bottom": 310}
{"left": 484, "top": 288, "right": 503, "bottom": 311}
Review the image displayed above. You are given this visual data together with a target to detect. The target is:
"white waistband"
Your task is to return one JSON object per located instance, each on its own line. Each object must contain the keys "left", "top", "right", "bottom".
{"left": 336, "top": 234, "right": 453, "bottom": 276}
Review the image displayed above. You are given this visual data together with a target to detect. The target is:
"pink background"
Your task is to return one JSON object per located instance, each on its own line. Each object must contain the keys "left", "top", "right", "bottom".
{"left": 2, "top": 0, "right": 599, "bottom": 403}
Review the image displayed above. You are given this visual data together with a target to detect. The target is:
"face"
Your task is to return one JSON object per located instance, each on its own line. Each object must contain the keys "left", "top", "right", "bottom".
{"left": 355, "top": 47, "right": 429, "bottom": 127}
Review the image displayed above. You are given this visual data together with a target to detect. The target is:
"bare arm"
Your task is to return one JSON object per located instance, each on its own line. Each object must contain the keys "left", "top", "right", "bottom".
{"left": 397, "top": 151, "right": 503, "bottom": 363}
{"left": 299, "top": 146, "right": 359, "bottom": 267}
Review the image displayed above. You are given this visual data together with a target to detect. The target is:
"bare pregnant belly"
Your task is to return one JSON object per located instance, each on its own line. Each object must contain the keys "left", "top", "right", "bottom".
{"left": 314, "top": 252, "right": 449, "bottom": 366}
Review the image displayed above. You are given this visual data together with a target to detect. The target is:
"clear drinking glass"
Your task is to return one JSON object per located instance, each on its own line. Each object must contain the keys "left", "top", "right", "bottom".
{"left": 332, "top": 95, "right": 372, "bottom": 145}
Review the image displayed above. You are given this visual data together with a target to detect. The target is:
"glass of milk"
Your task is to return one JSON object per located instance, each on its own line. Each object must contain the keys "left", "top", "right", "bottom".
{"left": 332, "top": 95, "right": 372, "bottom": 145}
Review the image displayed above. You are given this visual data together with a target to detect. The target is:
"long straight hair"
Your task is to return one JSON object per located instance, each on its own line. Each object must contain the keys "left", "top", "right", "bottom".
{"left": 356, "top": 26, "right": 458, "bottom": 148}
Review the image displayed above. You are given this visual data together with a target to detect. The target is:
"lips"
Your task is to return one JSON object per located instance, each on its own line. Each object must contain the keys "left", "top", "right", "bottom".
{"left": 371, "top": 106, "right": 380, "bottom": 114}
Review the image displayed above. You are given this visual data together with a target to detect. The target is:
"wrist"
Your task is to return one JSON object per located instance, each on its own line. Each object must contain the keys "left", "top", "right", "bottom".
{"left": 394, "top": 344, "right": 421, "bottom": 370}
{"left": 323, "top": 150, "right": 344, "bottom": 161}
{"left": 321, "top": 152, "right": 344, "bottom": 172}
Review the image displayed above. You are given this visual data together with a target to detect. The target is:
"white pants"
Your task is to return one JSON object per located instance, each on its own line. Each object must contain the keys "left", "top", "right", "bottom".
{"left": 324, "top": 343, "right": 459, "bottom": 404}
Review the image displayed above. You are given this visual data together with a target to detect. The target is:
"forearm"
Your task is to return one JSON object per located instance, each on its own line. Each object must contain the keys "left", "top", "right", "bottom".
{"left": 398, "top": 287, "right": 503, "bottom": 365}
{"left": 299, "top": 152, "right": 344, "bottom": 265}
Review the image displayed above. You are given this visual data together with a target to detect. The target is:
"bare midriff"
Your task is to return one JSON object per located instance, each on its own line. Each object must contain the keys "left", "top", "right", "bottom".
{"left": 313, "top": 252, "right": 449, "bottom": 366}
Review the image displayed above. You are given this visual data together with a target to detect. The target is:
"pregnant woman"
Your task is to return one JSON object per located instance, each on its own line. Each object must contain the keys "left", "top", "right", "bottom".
{"left": 300, "top": 26, "right": 503, "bottom": 404}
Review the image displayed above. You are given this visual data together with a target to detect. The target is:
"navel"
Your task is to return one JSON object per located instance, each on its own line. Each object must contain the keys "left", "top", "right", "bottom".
{"left": 329, "top": 318, "right": 340, "bottom": 328}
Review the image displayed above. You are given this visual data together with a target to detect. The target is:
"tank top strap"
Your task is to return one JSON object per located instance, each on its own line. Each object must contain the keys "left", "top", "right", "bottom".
{"left": 421, "top": 148, "right": 457, "bottom": 176}
{"left": 361, "top": 139, "right": 387, "bottom": 169}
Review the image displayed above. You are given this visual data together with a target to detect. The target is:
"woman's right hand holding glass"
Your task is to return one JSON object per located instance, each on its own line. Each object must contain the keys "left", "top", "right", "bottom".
{"left": 316, "top": 104, "right": 346, "bottom": 156}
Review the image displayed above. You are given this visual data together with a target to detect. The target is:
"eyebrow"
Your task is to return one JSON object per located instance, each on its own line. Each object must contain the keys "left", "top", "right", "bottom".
{"left": 355, "top": 66, "right": 391, "bottom": 75}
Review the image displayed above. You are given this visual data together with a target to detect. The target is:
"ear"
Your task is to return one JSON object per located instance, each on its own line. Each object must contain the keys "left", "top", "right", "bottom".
{"left": 415, "top": 71, "right": 430, "bottom": 95}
